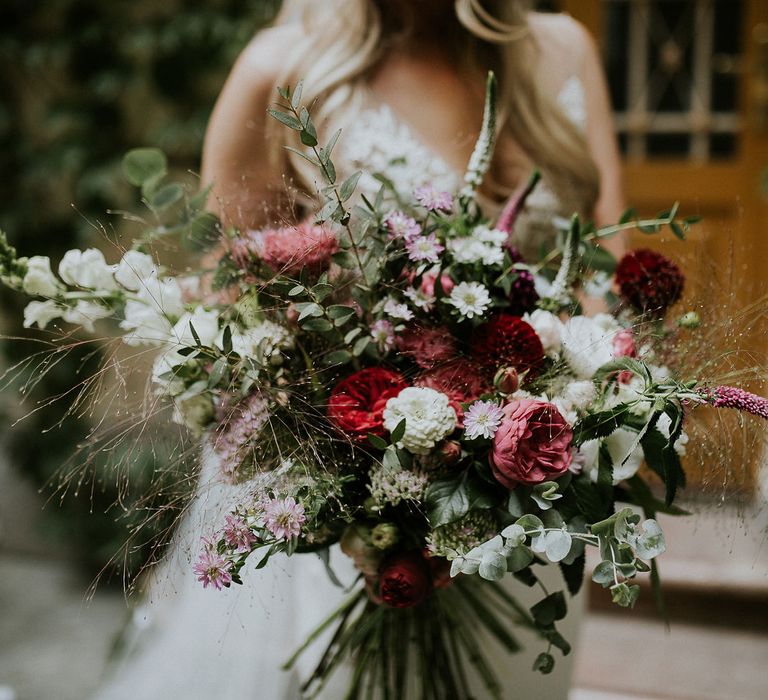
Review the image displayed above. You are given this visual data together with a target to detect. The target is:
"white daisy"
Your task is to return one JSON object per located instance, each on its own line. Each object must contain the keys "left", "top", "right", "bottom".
{"left": 445, "top": 282, "right": 491, "bottom": 320}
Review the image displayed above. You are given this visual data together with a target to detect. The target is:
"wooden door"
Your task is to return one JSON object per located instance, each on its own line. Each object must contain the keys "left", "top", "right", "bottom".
{"left": 561, "top": 0, "right": 768, "bottom": 490}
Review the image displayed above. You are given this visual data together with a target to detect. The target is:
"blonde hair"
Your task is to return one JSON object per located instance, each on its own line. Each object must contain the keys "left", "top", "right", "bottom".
{"left": 267, "top": 0, "right": 599, "bottom": 218}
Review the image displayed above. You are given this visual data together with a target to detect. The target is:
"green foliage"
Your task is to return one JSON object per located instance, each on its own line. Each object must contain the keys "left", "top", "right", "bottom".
{"left": 0, "top": 0, "right": 281, "bottom": 575}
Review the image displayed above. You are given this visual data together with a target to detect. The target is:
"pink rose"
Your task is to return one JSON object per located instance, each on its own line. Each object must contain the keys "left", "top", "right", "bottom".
{"left": 396, "top": 325, "right": 456, "bottom": 369}
{"left": 490, "top": 399, "right": 573, "bottom": 488}
{"left": 260, "top": 222, "right": 337, "bottom": 276}
{"left": 612, "top": 329, "right": 637, "bottom": 358}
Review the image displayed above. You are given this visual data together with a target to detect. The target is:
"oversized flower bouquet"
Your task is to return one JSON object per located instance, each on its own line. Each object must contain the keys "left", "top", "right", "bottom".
{"left": 2, "top": 73, "right": 767, "bottom": 698}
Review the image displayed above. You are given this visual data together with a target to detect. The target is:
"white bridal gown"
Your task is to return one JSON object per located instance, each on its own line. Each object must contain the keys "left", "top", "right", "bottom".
{"left": 93, "top": 77, "right": 588, "bottom": 700}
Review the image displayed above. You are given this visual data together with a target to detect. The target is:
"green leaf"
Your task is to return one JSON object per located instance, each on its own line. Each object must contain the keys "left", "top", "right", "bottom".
{"left": 189, "top": 321, "right": 202, "bottom": 347}
{"left": 151, "top": 182, "right": 183, "bottom": 210}
{"left": 268, "top": 109, "right": 302, "bottom": 130}
{"left": 300, "top": 129, "right": 319, "bottom": 147}
{"left": 572, "top": 405, "right": 630, "bottom": 445}
{"left": 530, "top": 592, "right": 567, "bottom": 626}
{"left": 326, "top": 128, "right": 342, "bottom": 157}
{"left": 222, "top": 325, "right": 233, "bottom": 355}
{"left": 123, "top": 148, "right": 167, "bottom": 187}
{"left": 288, "top": 285, "right": 305, "bottom": 297}
{"left": 284, "top": 146, "right": 320, "bottom": 167}
{"left": 367, "top": 433, "right": 388, "bottom": 450}
{"left": 339, "top": 171, "right": 362, "bottom": 202}
{"left": 208, "top": 357, "right": 228, "bottom": 388}
{"left": 478, "top": 550, "right": 508, "bottom": 581}
{"left": 344, "top": 327, "right": 363, "bottom": 344}
{"left": 669, "top": 220, "right": 686, "bottom": 240}
{"left": 291, "top": 80, "right": 303, "bottom": 110}
{"left": 297, "top": 302, "right": 324, "bottom": 321}
{"left": 559, "top": 553, "right": 585, "bottom": 595}
{"left": 426, "top": 476, "right": 470, "bottom": 527}
{"left": 325, "top": 350, "right": 352, "bottom": 366}
{"left": 311, "top": 283, "right": 334, "bottom": 302}
{"left": 316, "top": 199, "right": 339, "bottom": 223}
{"left": 301, "top": 317, "right": 333, "bottom": 332}
{"left": 326, "top": 305, "right": 356, "bottom": 324}
{"left": 332, "top": 250, "right": 357, "bottom": 270}
{"left": 591, "top": 560, "right": 615, "bottom": 586}
{"left": 352, "top": 336, "right": 371, "bottom": 356}
{"left": 390, "top": 418, "right": 407, "bottom": 444}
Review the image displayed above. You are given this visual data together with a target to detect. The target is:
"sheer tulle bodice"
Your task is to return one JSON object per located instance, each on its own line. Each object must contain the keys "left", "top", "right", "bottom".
{"left": 93, "top": 78, "right": 588, "bottom": 700}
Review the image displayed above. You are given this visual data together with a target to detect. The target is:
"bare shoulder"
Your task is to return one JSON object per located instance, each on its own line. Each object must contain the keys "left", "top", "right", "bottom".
{"left": 527, "top": 12, "right": 595, "bottom": 83}
{"left": 227, "top": 24, "right": 306, "bottom": 98}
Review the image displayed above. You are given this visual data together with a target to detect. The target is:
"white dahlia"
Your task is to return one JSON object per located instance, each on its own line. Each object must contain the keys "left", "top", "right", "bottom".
{"left": 383, "top": 386, "right": 456, "bottom": 455}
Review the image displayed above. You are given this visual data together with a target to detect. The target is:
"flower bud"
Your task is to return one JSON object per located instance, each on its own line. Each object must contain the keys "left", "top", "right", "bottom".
{"left": 494, "top": 366, "right": 519, "bottom": 394}
{"left": 438, "top": 440, "right": 461, "bottom": 465}
{"left": 285, "top": 304, "right": 299, "bottom": 324}
{"left": 677, "top": 311, "right": 701, "bottom": 329}
{"left": 371, "top": 523, "right": 399, "bottom": 550}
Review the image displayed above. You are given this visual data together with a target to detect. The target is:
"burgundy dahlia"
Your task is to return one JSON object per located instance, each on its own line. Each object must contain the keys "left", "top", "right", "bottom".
{"left": 470, "top": 313, "right": 545, "bottom": 378}
{"left": 379, "top": 551, "right": 433, "bottom": 608}
{"left": 416, "top": 358, "right": 491, "bottom": 424}
{"left": 615, "top": 249, "right": 684, "bottom": 316}
{"left": 327, "top": 367, "right": 407, "bottom": 441}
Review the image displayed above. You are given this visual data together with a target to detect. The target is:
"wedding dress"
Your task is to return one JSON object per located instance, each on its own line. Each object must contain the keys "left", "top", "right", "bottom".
{"left": 93, "top": 77, "right": 588, "bottom": 700}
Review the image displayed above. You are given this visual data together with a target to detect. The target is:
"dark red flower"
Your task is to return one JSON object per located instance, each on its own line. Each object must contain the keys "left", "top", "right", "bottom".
{"left": 379, "top": 551, "right": 433, "bottom": 608}
{"left": 327, "top": 368, "right": 407, "bottom": 441}
{"left": 416, "top": 358, "right": 491, "bottom": 424}
{"left": 615, "top": 249, "right": 684, "bottom": 316}
{"left": 470, "top": 314, "right": 544, "bottom": 378}
{"left": 503, "top": 246, "right": 539, "bottom": 315}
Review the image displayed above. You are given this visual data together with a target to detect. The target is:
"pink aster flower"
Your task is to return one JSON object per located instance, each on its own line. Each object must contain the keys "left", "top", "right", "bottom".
{"left": 405, "top": 233, "right": 444, "bottom": 264}
{"left": 260, "top": 222, "right": 337, "bottom": 276}
{"left": 370, "top": 319, "right": 396, "bottom": 351}
{"left": 222, "top": 514, "right": 258, "bottom": 553}
{"left": 415, "top": 184, "right": 453, "bottom": 212}
{"left": 384, "top": 211, "right": 421, "bottom": 241}
{"left": 263, "top": 496, "right": 306, "bottom": 540}
{"left": 193, "top": 544, "right": 233, "bottom": 590}
{"left": 697, "top": 385, "right": 768, "bottom": 420}
{"left": 463, "top": 400, "right": 505, "bottom": 440}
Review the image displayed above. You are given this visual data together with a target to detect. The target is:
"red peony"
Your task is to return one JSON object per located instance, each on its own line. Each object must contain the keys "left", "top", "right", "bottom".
{"left": 396, "top": 325, "right": 456, "bottom": 369}
{"left": 261, "top": 222, "right": 338, "bottom": 276}
{"left": 470, "top": 313, "right": 544, "bottom": 377}
{"left": 416, "top": 358, "right": 490, "bottom": 424}
{"left": 327, "top": 367, "right": 407, "bottom": 441}
{"left": 490, "top": 399, "right": 573, "bottom": 488}
{"left": 379, "top": 551, "right": 433, "bottom": 608}
{"left": 615, "top": 249, "right": 684, "bottom": 316}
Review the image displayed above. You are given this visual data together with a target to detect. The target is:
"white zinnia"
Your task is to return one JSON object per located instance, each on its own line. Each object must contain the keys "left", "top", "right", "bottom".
{"left": 581, "top": 429, "right": 644, "bottom": 484}
{"left": 561, "top": 315, "right": 620, "bottom": 379}
{"left": 446, "top": 282, "right": 491, "bottom": 319}
{"left": 23, "top": 300, "right": 62, "bottom": 329}
{"left": 524, "top": 309, "right": 563, "bottom": 355}
{"left": 22, "top": 256, "right": 61, "bottom": 298}
{"left": 59, "top": 249, "right": 118, "bottom": 291}
{"left": 383, "top": 387, "right": 456, "bottom": 455}
{"left": 115, "top": 250, "right": 157, "bottom": 291}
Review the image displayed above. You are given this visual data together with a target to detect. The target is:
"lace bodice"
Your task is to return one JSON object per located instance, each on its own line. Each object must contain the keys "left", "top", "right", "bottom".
{"left": 337, "top": 76, "right": 587, "bottom": 261}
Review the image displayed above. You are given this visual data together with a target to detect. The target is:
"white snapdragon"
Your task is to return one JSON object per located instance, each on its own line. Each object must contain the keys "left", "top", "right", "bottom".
{"left": 383, "top": 387, "right": 456, "bottom": 455}
{"left": 120, "top": 276, "right": 185, "bottom": 346}
{"left": 58, "top": 249, "right": 118, "bottom": 291}
{"left": 446, "top": 281, "right": 491, "bottom": 319}
{"left": 171, "top": 307, "right": 221, "bottom": 348}
{"left": 22, "top": 256, "right": 62, "bottom": 298}
{"left": 115, "top": 250, "right": 157, "bottom": 291}
{"left": 23, "top": 300, "right": 62, "bottom": 329}
{"left": 62, "top": 300, "right": 112, "bottom": 332}
{"left": 524, "top": 309, "right": 563, "bottom": 355}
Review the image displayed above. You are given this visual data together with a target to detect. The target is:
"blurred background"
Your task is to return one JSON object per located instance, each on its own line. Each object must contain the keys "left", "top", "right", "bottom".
{"left": 0, "top": 1, "right": 766, "bottom": 699}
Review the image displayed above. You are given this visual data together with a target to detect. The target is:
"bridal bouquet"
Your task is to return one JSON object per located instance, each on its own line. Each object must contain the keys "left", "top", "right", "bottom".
{"left": 2, "top": 74, "right": 766, "bottom": 698}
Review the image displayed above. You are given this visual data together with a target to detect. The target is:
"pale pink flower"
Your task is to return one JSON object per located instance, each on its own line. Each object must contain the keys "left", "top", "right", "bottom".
{"left": 263, "top": 496, "right": 306, "bottom": 540}
{"left": 222, "top": 514, "right": 258, "bottom": 553}
{"left": 463, "top": 400, "right": 505, "bottom": 440}
{"left": 612, "top": 329, "right": 637, "bottom": 358}
{"left": 261, "top": 222, "right": 337, "bottom": 276}
{"left": 405, "top": 233, "right": 444, "bottom": 264}
{"left": 370, "top": 319, "right": 396, "bottom": 351}
{"left": 193, "top": 544, "right": 233, "bottom": 590}
{"left": 414, "top": 184, "right": 453, "bottom": 212}
{"left": 384, "top": 211, "right": 421, "bottom": 241}
{"left": 420, "top": 271, "right": 455, "bottom": 298}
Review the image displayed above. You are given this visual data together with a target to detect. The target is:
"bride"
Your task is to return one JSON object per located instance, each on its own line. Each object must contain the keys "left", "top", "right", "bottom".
{"left": 94, "top": 1, "right": 625, "bottom": 698}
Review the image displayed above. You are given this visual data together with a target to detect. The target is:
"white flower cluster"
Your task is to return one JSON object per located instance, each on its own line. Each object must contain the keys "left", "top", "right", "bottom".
{"left": 446, "top": 225, "right": 507, "bottom": 267}
{"left": 368, "top": 464, "right": 429, "bottom": 507}
{"left": 383, "top": 387, "right": 456, "bottom": 455}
